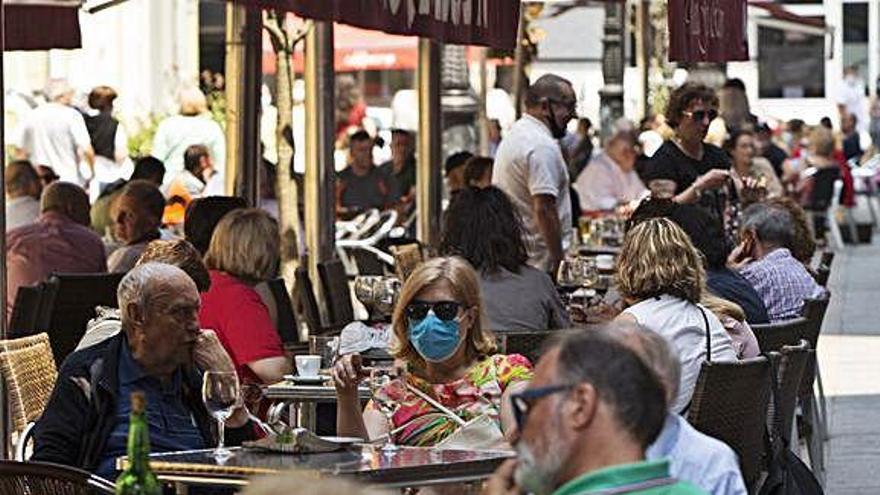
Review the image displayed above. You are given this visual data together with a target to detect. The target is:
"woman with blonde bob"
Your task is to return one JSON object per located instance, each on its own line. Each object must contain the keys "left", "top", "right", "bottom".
{"left": 199, "top": 208, "right": 292, "bottom": 386}
{"left": 333, "top": 256, "right": 532, "bottom": 446}
{"left": 614, "top": 218, "right": 737, "bottom": 413}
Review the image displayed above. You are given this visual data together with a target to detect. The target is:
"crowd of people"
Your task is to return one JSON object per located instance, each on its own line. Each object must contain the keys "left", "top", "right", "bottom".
{"left": 4, "top": 70, "right": 849, "bottom": 495}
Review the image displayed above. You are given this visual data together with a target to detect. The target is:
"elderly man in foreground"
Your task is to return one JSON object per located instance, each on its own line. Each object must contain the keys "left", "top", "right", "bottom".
{"left": 486, "top": 329, "right": 706, "bottom": 495}
{"left": 33, "top": 262, "right": 257, "bottom": 480}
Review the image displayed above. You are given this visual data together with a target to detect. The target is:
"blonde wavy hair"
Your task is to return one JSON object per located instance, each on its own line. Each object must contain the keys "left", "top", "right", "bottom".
{"left": 391, "top": 256, "right": 496, "bottom": 369}
{"left": 615, "top": 218, "right": 704, "bottom": 304}
{"left": 204, "top": 208, "right": 279, "bottom": 284}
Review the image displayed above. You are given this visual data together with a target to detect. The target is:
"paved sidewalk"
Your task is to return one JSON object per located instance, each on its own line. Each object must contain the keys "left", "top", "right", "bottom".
{"left": 817, "top": 241, "right": 880, "bottom": 494}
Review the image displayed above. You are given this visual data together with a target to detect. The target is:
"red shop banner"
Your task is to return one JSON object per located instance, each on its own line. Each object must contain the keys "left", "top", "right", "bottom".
{"left": 232, "top": 0, "right": 521, "bottom": 50}
{"left": 668, "top": 0, "right": 749, "bottom": 62}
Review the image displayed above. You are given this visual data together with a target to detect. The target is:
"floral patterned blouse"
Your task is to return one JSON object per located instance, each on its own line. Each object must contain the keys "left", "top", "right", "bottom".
{"left": 366, "top": 354, "right": 533, "bottom": 447}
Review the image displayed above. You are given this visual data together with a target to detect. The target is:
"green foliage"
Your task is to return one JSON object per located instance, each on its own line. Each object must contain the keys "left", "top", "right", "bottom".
{"left": 126, "top": 114, "right": 165, "bottom": 159}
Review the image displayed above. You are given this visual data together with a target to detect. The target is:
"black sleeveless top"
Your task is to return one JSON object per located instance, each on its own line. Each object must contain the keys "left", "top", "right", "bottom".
{"left": 83, "top": 111, "right": 119, "bottom": 161}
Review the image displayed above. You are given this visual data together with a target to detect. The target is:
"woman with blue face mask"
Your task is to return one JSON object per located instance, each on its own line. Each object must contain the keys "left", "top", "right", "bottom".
{"left": 333, "top": 256, "right": 534, "bottom": 447}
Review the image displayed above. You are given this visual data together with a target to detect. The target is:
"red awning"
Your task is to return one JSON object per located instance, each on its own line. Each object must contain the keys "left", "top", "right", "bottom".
{"left": 232, "top": 0, "right": 520, "bottom": 50}
{"left": 668, "top": 0, "right": 749, "bottom": 63}
{"left": 3, "top": 0, "right": 83, "bottom": 51}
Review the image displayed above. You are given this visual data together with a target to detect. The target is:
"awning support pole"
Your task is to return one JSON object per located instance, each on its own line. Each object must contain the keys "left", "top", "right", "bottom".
{"left": 416, "top": 38, "right": 443, "bottom": 247}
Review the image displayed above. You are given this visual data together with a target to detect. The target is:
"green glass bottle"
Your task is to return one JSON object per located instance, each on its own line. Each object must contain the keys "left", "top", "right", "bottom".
{"left": 115, "top": 391, "right": 162, "bottom": 495}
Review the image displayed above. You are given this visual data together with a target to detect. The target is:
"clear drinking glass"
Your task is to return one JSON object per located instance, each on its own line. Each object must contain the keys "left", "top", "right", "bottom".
{"left": 368, "top": 366, "right": 402, "bottom": 453}
{"left": 202, "top": 371, "right": 241, "bottom": 461}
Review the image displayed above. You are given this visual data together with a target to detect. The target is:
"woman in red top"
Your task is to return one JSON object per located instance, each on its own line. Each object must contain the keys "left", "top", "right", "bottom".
{"left": 199, "top": 208, "right": 292, "bottom": 386}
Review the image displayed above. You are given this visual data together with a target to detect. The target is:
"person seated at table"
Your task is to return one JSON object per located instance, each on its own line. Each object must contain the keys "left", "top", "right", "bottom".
{"left": 5, "top": 160, "right": 42, "bottom": 232}
{"left": 333, "top": 256, "right": 532, "bottom": 447}
{"left": 439, "top": 186, "right": 569, "bottom": 332}
{"left": 573, "top": 127, "right": 647, "bottom": 212}
{"left": 614, "top": 218, "right": 737, "bottom": 413}
{"left": 336, "top": 130, "right": 391, "bottom": 219}
{"left": 628, "top": 198, "right": 770, "bottom": 325}
{"left": 200, "top": 208, "right": 292, "bottom": 386}
{"left": 33, "top": 263, "right": 258, "bottom": 480}
{"left": 76, "top": 238, "right": 212, "bottom": 352}
{"left": 610, "top": 324, "right": 748, "bottom": 495}
{"left": 484, "top": 328, "right": 704, "bottom": 495}
{"left": 763, "top": 196, "right": 816, "bottom": 267}
{"left": 91, "top": 156, "right": 165, "bottom": 238}
{"left": 729, "top": 203, "right": 826, "bottom": 323}
{"left": 184, "top": 195, "right": 249, "bottom": 255}
{"left": 107, "top": 179, "right": 170, "bottom": 273}
{"left": 723, "top": 129, "right": 783, "bottom": 204}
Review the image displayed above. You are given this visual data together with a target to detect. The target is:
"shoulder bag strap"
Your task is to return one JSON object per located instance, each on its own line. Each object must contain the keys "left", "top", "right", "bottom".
{"left": 699, "top": 305, "right": 712, "bottom": 364}
{"left": 405, "top": 382, "right": 468, "bottom": 427}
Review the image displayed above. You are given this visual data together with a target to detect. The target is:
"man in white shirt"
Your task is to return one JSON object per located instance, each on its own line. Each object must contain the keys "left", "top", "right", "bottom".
{"left": 5, "top": 160, "right": 42, "bottom": 232}
{"left": 10, "top": 79, "right": 95, "bottom": 186}
{"left": 837, "top": 65, "right": 868, "bottom": 134}
{"left": 492, "top": 74, "right": 576, "bottom": 275}
{"left": 574, "top": 128, "right": 647, "bottom": 211}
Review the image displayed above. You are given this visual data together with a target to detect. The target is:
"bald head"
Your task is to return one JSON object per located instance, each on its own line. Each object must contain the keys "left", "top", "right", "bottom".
{"left": 525, "top": 74, "right": 575, "bottom": 109}
{"left": 5, "top": 160, "right": 41, "bottom": 199}
{"left": 41, "top": 182, "right": 90, "bottom": 226}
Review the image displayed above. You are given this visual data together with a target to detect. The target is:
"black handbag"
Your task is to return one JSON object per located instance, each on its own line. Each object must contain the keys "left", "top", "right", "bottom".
{"left": 758, "top": 355, "right": 824, "bottom": 495}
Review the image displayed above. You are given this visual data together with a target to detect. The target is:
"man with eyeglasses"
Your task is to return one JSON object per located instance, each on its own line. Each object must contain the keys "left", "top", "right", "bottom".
{"left": 492, "top": 73, "right": 576, "bottom": 277}
{"left": 485, "top": 329, "right": 705, "bottom": 495}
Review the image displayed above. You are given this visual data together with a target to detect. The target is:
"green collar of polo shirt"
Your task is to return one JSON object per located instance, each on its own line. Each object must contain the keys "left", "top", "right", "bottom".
{"left": 552, "top": 459, "right": 671, "bottom": 495}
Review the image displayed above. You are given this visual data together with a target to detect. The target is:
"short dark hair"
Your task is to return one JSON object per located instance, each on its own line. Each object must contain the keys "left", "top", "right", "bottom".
{"left": 444, "top": 151, "right": 473, "bottom": 176}
{"left": 741, "top": 202, "right": 794, "bottom": 249}
{"left": 722, "top": 78, "right": 746, "bottom": 92}
{"left": 463, "top": 156, "right": 493, "bottom": 186}
{"left": 723, "top": 129, "right": 754, "bottom": 155}
{"left": 439, "top": 186, "right": 528, "bottom": 274}
{"left": 665, "top": 82, "right": 719, "bottom": 129}
{"left": 551, "top": 329, "right": 667, "bottom": 448}
{"left": 88, "top": 85, "right": 117, "bottom": 112}
{"left": 349, "top": 130, "right": 372, "bottom": 145}
{"left": 120, "top": 180, "right": 166, "bottom": 221}
{"left": 131, "top": 156, "right": 165, "bottom": 184}
{"left": 525, "top": 73, "right": 573, "bottom": 108}
{"left": 819, "top": 117, "right": 833, "bottom": 130}
{"left": 5, "top": 160, "right": 39, "bottom": 196}
{"left": 184, "top": 144, "right": 210, "bottom": 174}
{"left": 184, "top": 196, "right": 249, "bottom": 254}
{"left": 627, "top": 198, "right": 727, "bottom": 269}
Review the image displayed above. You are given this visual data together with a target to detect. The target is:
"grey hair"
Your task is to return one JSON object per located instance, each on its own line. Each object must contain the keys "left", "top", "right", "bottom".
{"left": 525, "top": 74, "right": 573, "bottom": 108}
{"left": 604, "top": 322, "right": 682, "bottom": 404}
{"left": 117, "top": 262, "right": 191, "bottom": 326}
{"left": 741, "top": 202, "right": 794, "bottom": 249}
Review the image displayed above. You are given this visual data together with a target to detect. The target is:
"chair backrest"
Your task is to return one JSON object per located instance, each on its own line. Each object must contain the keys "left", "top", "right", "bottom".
{"left": 0, "top": 334, "right": 58, "bottom": 431}
{"left": 751, "top": 317, "right": 810, "bottom": 353}
{"left": 686, "top": 356, "right": 772, "bottom": 488}
{"left": 768, "top": 341, "right": 811, "bottom": 446}
{"left": 799, "top": 294, "right": 831, "bottom": 398}
{"left": 294, "top": 267, "right": 323, "bottom": 336}
{"left": 0, "top": 460, "right": 114, "bottom": 494}
{"left": 390, "top": 243, "right": 423, "bottom": 282}
{"left": 44, "top": 273, "right": 125, "bottom": 367}
{"left": 318, "top": 260, "right": 355, "bottom": 327}
{"left": 266, "top": 278, "right": 300, "bottom": 345}
{"left": 9, "top": 286, "right": 43, "bottom": 338}
{"left": 309, "top": 335, "right": 338, "bottom": 369}
{"left": 813, "top": 266, "right": 831, "bottom": 287}
{"left": 495, "top": 330, "right": 557, "bottom": 364}
{"left": 819, "top": 250, "right": 834, "bottom": 269}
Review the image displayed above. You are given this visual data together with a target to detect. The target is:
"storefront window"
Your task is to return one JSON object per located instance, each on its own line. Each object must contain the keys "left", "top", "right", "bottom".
{"left": 758, "top": 26, "right": 825, "bottom": 98}
{"left": 844, "top": 2, "right": 869, "bottom": 89}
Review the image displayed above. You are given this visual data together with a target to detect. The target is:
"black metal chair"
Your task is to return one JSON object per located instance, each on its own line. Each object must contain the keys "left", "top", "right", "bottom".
{"left": 799, "top": 295, "right": 831, "bottom": 476}
{"left": 766, "top": 341, "right": 811, "bottom": 447}
{"left": 0, "top": 460, "right": 114, "bottom": 494}
{"left": 751, "top": 317, "right": 810, "bottom": 353}
{"left": 318, "top": 259, "right": 355, "bottom": 327}
{"left": 43, "top": 273, "right": 125, "bottom": 367}
{"left": 493, "top": 329, "right": 559, "bottom": 364}
{"left": 687, "top": 357, "right": 772, "bottom": 490}
{"left": 9, "top": 286, "right": 43, "bottom": 338}
{"left": 294, "top": 267, "right": 325, "bottom": 336}
{"left": 266, "top": 278, "right": 300, "bottom": 345}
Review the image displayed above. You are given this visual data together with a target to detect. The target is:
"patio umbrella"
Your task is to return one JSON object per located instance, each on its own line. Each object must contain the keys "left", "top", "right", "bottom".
{"left": 3, "top": 0, "right": 83, "bottom": 51}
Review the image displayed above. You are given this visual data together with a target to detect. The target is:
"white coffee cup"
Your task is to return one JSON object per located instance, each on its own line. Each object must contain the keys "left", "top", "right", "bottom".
{"left": 295, "top": 355, "right": 322, "bottom": 377}
{"left": 596, "top": 254, "right": 615, "bottom": 271}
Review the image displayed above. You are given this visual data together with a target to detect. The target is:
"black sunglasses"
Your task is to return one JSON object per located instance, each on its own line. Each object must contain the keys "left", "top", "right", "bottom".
{"left": 405, "top": 300, "right": 462, "bottom": 322}
{"left": 683, "top": 109, "right": 719, "bottom": 123}
{"left": 511, "top": 384, "right": 575, "bottom": 431}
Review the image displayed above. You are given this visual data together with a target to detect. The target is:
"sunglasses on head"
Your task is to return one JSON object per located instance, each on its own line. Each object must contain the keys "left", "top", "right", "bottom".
{"left": 683, "top": 109, "right": 719, "bottom": 123}
{"left": 405, "top": 300, "right": 462, "bottom": 321}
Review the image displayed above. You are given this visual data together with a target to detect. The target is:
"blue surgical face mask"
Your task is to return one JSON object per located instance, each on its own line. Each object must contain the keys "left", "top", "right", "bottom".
{"left": 408, "top": 310, "right": 462, "bottom": 363}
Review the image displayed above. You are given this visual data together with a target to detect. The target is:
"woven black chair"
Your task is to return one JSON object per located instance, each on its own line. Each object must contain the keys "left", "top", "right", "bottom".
{"left": 42, "top": 273, "right": 125, "bottom": 368}
{"left": 266, "top": 278, "right": 300, "bottom": 345}
{"left": 318, "top": 259, "right": 355, "bottom": 327}
{"left": 819, "top": 250, "right": 834, "bottom": 269}
{"left": 687, "top": 357, "right": 772, "bottom": 489}
{"left": 767, "top": 341, "right": 811, "bottom": 447}
{"left": 0, "top": 460, "right": 114, "bottom": 494}
{"left": 813, "top": 266, "right": 831, "bottom": 287}
{"left": 752, "top": 317, "right": 810, "bottom": 353}
{"left": 294, "top": 267, "right": 325, "bottom": 336}
{"left": 799, "top": 295, "right": 831, "bottom": 475}
{"left": 495, "top": 330, "right": 558, "bottom": 364}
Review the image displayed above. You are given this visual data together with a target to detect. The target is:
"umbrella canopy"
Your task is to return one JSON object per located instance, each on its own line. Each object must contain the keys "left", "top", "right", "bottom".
{"left": 3, "top": 0, "right": 83, "bottom": 51}
{"left": 230, "top": 0, "right": 521, "bottom": 50}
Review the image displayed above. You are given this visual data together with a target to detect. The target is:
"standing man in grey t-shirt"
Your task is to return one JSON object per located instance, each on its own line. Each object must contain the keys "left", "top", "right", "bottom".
{"left": 492, "top": 74, "right": 576, "bottom": 276}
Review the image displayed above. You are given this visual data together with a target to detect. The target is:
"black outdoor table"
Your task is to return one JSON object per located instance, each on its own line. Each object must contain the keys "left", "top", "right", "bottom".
{"left": 118, "top": 445, "right": 512, "bottom": 490}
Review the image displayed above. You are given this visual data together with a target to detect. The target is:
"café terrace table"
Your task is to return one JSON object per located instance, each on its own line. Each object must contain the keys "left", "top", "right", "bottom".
{"left": 118, "top": 445, "right": 513, "bottom": 492}
{"left": 262, "top": 382, "right": 371, "bottom": 430}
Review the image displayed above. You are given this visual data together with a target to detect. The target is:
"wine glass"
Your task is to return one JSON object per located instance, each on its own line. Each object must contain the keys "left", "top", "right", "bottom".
{"left": 367, "top": 366, "right": 402, "bottom": 453}
{"left": 202, "top": 371, "right": 241, "bottom": 461}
